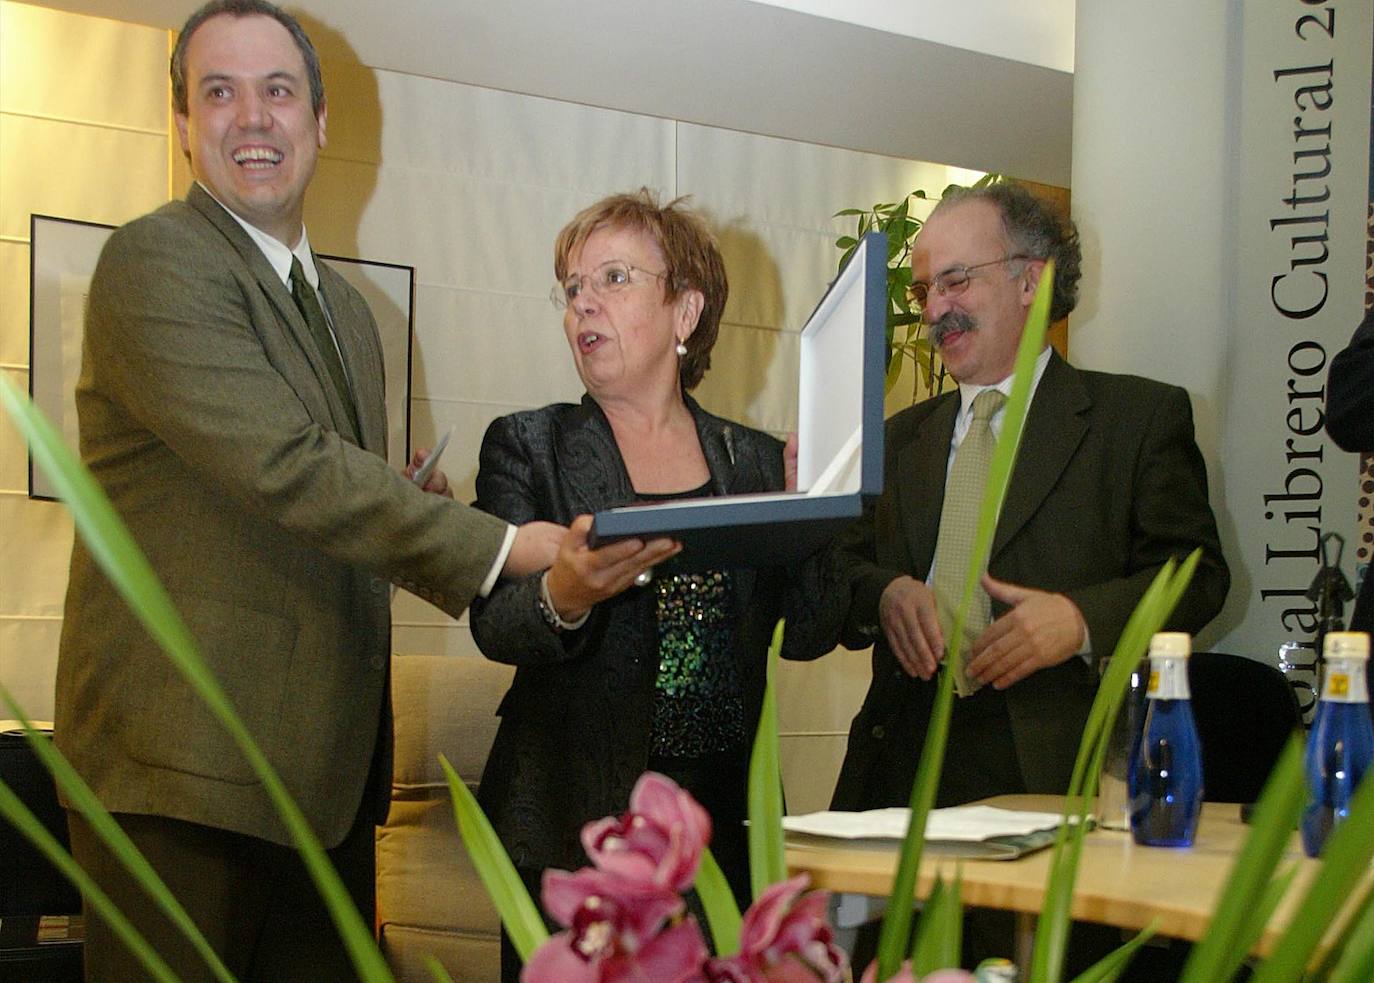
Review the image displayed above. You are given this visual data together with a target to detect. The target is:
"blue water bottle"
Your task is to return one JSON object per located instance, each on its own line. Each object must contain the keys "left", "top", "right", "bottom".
{"left": 1130, "top": 632, "right": 1204, "bottom": 847}
{"left": 1301, "top": 631, "right": 1374, "bottom": 857}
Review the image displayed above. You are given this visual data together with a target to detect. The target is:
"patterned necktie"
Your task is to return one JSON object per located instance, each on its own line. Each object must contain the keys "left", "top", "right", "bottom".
{"left": 290, "top": 256, "right": 359, "bottom": 439}
{"left": 931, "top": 388, "right": 1007, "bottom": 697}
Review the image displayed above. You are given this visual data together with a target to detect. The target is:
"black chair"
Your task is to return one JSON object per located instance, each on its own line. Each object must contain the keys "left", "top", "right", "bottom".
{"left": 1188, "top": 651, "right": 1303, "bottom": 803}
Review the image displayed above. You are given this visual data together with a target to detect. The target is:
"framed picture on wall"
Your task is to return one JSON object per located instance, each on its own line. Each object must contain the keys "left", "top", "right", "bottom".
{"left": 27, "top": 213, "right": 416, "bottom": 500}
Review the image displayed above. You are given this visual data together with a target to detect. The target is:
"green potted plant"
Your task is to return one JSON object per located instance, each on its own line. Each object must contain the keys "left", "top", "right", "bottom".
{"left": 833, "top": 175, "right": 1004, "bottom": 405}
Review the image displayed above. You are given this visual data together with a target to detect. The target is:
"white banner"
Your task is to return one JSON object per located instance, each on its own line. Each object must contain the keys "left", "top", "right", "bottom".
{"left": 1221, "top": 0, "right": 1373, "bottom": 716}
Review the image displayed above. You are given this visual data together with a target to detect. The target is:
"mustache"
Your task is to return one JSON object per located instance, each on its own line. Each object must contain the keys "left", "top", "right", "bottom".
{"left": 929, "top": 311, "right": 976, "bottom": 347}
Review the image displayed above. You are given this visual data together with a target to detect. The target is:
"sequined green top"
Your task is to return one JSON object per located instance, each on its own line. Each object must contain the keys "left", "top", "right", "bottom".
{"left": 638, "top": 483, "right": 747, "bottom": 758}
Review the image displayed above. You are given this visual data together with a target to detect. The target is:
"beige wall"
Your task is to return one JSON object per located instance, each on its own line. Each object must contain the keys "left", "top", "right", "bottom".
{"left": 0, "top": 1, "right": 981, "bottom": 812}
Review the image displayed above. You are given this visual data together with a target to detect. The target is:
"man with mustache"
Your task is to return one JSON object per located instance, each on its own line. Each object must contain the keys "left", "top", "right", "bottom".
{"left": 830, "top": 182, "right": 1230, "bottom": 812}
{"left": 55, "top": 2, "right": 567, "bottom": 979}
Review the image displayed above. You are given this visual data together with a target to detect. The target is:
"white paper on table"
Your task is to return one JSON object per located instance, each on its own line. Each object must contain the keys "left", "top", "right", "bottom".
{"left": 782, "top": 805, "right": 1067, "bottom": 842}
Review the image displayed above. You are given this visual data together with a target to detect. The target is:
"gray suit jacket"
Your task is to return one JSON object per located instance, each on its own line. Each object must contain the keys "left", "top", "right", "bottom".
{"left": 832, "top": 353, "right": 1230, "bottom": 809}
{"left": 56, "top": 185, "right": 508, "bottom": 847}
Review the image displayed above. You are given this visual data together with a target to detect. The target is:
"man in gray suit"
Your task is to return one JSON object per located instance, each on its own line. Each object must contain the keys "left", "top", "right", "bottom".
{"left": 832, "top": 183, "right": 1230, "bottom": 813}
{"left": 53, "top": 2, "right": 624, "bottom": 979}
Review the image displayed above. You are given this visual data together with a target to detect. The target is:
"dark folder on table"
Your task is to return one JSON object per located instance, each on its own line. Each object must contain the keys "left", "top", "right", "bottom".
{"left": 588, "top": 231, "right": 887, "bottom": 572}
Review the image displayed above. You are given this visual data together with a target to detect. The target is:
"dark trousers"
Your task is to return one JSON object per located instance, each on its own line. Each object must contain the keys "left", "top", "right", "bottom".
{"left": 67, "top": 807, "right": 376, "bottom": 983}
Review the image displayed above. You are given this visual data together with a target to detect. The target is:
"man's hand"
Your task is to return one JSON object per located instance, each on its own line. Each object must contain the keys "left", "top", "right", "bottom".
{"left": 967, "top": 574, "right": 1087, "bottom": 689}
{"left": 878, "top": 576, "right": 945, "bottom": 680}
{"left": 501, "top": 521, "right": 566, "bottom": 579}
{"left": 404, "top": 447, "right": 452, "bottom": 498}
{"left": 545, "top": 515, "right": 681, "bottom": 621}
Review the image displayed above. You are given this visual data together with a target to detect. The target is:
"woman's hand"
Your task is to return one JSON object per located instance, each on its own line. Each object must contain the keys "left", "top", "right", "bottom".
{"left": 784, "top": 432, "right": 799, "bottom": 492}
{"left": 545, "top": 515, "right": 681, "bottom": 621}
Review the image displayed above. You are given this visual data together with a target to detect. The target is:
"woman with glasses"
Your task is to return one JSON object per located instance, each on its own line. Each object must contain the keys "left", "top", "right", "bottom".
{"left": 468, "top": 189, "right": 842, "bottom": 978}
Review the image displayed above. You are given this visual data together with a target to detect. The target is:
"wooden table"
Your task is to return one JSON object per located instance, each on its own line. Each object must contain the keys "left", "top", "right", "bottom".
{"left": 786, "top": 794, "right": 1323, "bottom": 958}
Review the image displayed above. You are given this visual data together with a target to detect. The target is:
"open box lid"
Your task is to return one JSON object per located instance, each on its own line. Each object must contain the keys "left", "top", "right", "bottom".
{"left": 587, "top": 230, "right": 886, "bottom": 571}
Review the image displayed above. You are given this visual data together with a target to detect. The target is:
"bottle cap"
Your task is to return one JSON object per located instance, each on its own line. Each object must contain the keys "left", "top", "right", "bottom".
{"left": 1149, "top": 631, "right": 1191, "bottom": 658}
{"left": 1323, "top": 631, "right": 1370, "bottom": 661}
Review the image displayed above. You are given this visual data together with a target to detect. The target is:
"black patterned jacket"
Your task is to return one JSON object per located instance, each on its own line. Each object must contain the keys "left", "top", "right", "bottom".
{"left": 469, "top": 394, "right": 844, "bottom": 871}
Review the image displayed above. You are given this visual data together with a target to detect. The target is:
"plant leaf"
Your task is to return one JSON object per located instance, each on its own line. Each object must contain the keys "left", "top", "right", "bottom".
{"left": 0, "top": 689, "right": 236, "bottom": 982}
{"left": 875, "top": 263, "right": 1057, "bottom": 982}
{"left": 0, "top": 374, "right": 392, "bottom": 982}
{"left": 1030, "top": 553, "right": 1202, "bottom": 983}
{"left": 439, "top": 756, "right": 548, "bottom": 961}
{"left": 748, "top": 619, "right": 787, "bottom": 899}
{"left": 1066, "top": 922, "right": 1158, "bottom": 983}
{"left": 1248, "top": 745, "right": 1374, "bottom": 983}
{"left": 910, "top": 869, "right": 962, "bottom": 974}
{"left": 1326, "top": 877, "right": 1374, "bottom": 981}
{"left": 696, "top": 846, "right": 743, "bottom": 956}
{"left": 1177, "top": 736, "right": 1308, "bottom": 983}
{"left": 424, "top": 956, "right": 456, "bottom": 983}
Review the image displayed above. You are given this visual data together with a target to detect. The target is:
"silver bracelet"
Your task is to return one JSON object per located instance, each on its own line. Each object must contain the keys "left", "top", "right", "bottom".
{"left": 536, "top": 571, "right": 589, "bottom": 632}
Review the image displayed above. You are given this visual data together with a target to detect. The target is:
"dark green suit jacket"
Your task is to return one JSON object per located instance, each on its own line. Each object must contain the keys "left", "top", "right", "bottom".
{"left": 56, "top": 185, "right": 508, "bottom": 847}
{"left": 832, "top": 352, "right": 1230, "bottom": 809}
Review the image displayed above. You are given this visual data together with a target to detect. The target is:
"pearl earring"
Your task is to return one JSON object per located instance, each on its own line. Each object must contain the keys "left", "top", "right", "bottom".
{"left": 675, "top": 341, "right": 688, "bottom": 357}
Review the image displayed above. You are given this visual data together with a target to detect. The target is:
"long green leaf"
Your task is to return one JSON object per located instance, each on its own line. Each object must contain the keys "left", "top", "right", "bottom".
{"left": 1032, "top": 554, "right": 1201, "bottom": 983}
{"left": 0, "top": 692, "right": 235, "bottom": 982}
{"left": 1177, "top": 736, "right": 1308, "bottom": 983}
{"left": 424, "top": 957, "right": 456, "bottom": 983}
{"left": 748, "top": 618, "right": 787, "bottom": 898}
{"left": 874, "top": 262, "right": 1058, "bottom": 982}
{"left": 1066, "top": 922, "right": 1158, "bottom": 983}
{"left": 438, "top": 756, "right": 548, "bottom": 961}
{"left": 1249, "top": 745, "right": 1374, "bottom": 983}
{"left": 874, "top": 648, "right": 957, "bottom": 981}
{"left": 0, "top": 374, "right": 392, "bottom": 981}
{"left": 0, "top": 774, "right": 182, "bottom": 983}
{"left": 696, "top": 846, "right": 743, "bottom": 956}
{"left": 1326, "top": 877, "right": 1374, "bottom": 982}
{"left": 910, "top": 869, "right": 962, "bottom": 975}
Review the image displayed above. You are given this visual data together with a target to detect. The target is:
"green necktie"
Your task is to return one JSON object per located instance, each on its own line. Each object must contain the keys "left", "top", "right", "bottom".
{"left": 930, "top": 387, "right": 1006, "bottom": 697}
{"left": 290, "top": 256, "right": 359, "bottom": 439}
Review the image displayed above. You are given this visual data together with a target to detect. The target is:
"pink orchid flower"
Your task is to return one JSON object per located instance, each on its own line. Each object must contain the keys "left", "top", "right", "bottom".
{"left": 523, "top": 866, "right": 709, "bottom": 983}
{"left": 541, "top": 867, "right": 684, "bottom": 945}
{"left": 522, "top": 917, "right": 711, "bottom": 983}
{"left": 582, "top": 771, "right": 712, "bottom": 892}
{"left": 706, "top": 874, "right": 847, "bottom": 983}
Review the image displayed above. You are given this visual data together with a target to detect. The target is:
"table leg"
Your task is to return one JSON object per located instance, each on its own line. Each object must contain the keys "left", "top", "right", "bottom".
{"left": 1014, "top": 911, "right": 1035, "bottom": 970}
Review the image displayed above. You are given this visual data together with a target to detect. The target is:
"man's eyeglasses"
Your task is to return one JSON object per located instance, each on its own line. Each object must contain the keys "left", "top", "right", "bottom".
{"left": 552, "top": 261, "right": 668, "bottom": 310}
{"left": 906, "top": 255, "right": 1029, "bottom": 311}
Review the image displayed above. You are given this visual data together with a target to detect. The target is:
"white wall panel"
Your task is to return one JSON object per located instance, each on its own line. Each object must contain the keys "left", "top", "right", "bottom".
{"left": 678, "top": 122, "right": 956, "bottom": 238}
{"left": 0, "top": 371, "right": 28, "bottom": 493}
{"left": 366, "top": 70, "right": 675, "bottom": 194}
{"left": 0, "top": 619, "right": 63, "bottom": 720}
{"left": 0, "top": 243, "right": 28, "bottom": 367}
{"left": 693, "top": 322, "right": 797, "bottom": 436}
{"left": 0, "top": 116, "right": 167, "bottom": 237}
{"left": 0, "top": 497, "right": 73, "bottom": 612}
{"left": 410, "top": 286, "right": 580, "bottom": 409}
{"left": 0, "top": 3, "right": 167, "bottom": 131}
